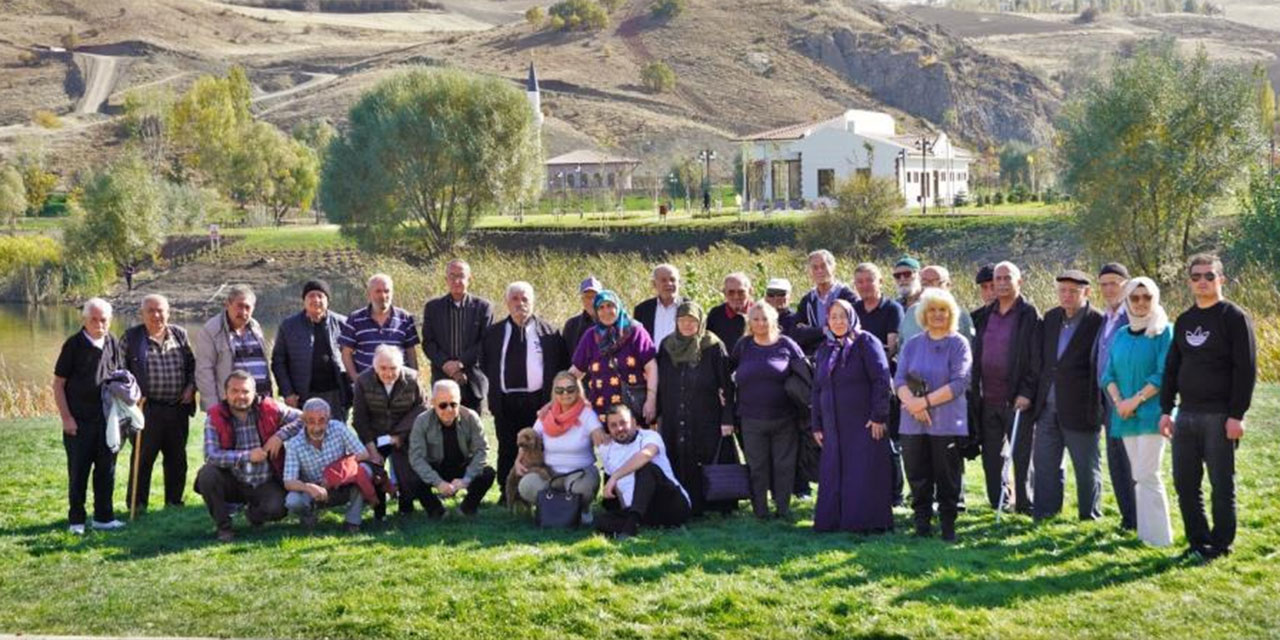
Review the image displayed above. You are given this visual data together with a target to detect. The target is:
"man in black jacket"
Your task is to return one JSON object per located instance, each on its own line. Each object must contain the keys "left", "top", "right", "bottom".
{"left": 271, "top": 280, "right": 350, "bottom": 420}
{"left": 482, "top": 281, "right": 568, "bottom": 503}
{"left": 421, "top": 260, "right": 494, "bottom": 412}
{"left": 633, "top": 263, "right": 685, "bottom": 347}
{"left": 795, "top": 250, "right": 856, "bottom": 354}
{"left": 971, "top": 261, "right": 1040, "bottom": 514}
{"left": 562, "top": 276, "right": 602, "bottom": 358}
{"left": 706, "top": 272, "right": 752, "bottom": 352}
{"left": 1032, "top": 270, "right": 1104, "bottom": 521}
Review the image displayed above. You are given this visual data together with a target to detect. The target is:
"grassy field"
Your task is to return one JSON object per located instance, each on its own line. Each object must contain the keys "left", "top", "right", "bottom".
{"left": 0, "top": 389, "right": 1278, "bottom": 638}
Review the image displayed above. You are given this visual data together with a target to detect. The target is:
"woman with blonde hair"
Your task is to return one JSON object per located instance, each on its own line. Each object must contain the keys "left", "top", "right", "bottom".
{"left": 1100, "top": 276, "right": 1174, "bottom": 546}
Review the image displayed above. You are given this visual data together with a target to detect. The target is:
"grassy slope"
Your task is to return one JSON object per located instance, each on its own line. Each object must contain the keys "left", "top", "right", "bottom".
{"left": 0, "top": 389, "right": 1277, "bottom": 638}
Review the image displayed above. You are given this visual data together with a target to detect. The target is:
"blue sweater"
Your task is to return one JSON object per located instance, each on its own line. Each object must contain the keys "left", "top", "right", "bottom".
{"left": 1100, "top": 325, "right": 1173, "bottom": 438}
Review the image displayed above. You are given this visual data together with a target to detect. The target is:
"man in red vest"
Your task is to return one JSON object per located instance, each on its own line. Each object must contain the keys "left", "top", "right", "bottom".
{"left": 194, "top": 369, "right": 304, "bottom": 542}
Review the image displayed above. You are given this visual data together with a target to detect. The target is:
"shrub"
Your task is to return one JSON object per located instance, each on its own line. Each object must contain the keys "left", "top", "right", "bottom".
{"left": 1076, "top": 6, "right": 1100, "bottom": 23}
{"left": 651, "top": 0, "right": 685, "bottom": 19}
{"left": 600, "top": 0, "right": 623, "bottom": 12}
{"left": 799, "top": 173, "right": 903, "bottom": 250}
{"left": 547, "top": 0, "right": 608, "bottom": 31}
{"left": 1231, "top": 170, "right": 1280, "bottom": 269}
{"left": 641, "top": 61, "right": 676, "bottom": 93}
{"left": 17, "top": 50, "right": 40, "bottom": 67}
{"left": 32, "top": 110, "right": 61, "bottom": 129}
{"left": 59, "top": 28, "right": 79, "bottom": 50}
{"left": 992, "top": 191, "right": 1005, "bottom": 205}
{"left": 525, "top": 5, "right": 544, "bottom": 25}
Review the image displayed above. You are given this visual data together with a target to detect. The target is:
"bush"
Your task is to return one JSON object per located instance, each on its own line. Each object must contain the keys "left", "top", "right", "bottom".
{"left": 547, "top": 0, "right": 608, "bottom": 31}
{"left": 17, "top": 51, "right": 40, "bottom": 67}
{"left": 799, "top": 173, "right": 903, "bottom": 250}
{"left": 953, "top": 192, "right": 969, "bottom": 207}
{"left": 59, "top": 29, "right": 79, "bottom": 50}
{"left": 32, "top": 110, "right": 61, "bottom": 129}
{"left": 651, "top": 0, "right": 685, "bottom": 19}
{"left": 525, "top": 5, "right": 544, "bottom": 25}
{"left": 1076, "top": 6, "right": 1100, "bottom": 23}
{"left": 600, "top": 0, "right": 623, "bottom": 11}
{"left": 992, "top": 191, "right": 1005, "bottom": 205}
{"left": 1232, "top": 170, "right": 1280, "bottom": 269}
{"left": 641, "top": 61, "right": 676, "bottom": 94}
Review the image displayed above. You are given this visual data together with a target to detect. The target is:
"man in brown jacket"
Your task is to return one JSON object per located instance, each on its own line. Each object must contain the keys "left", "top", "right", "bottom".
{"left": 351, "top": 345, "right": 427, "bottom": 517}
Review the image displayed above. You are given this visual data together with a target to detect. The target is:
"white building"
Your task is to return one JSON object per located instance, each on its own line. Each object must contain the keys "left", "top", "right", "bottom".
{"left": 737, "top": 109, "right": 974, "bottom": 210}
{"left": 545, "top": 150, "right": 641, "bottom": 191}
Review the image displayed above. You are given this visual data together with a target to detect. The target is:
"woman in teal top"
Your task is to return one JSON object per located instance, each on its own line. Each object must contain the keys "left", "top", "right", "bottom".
{"left": 1100, "top": 276, "right": 1173, "bottom": 547}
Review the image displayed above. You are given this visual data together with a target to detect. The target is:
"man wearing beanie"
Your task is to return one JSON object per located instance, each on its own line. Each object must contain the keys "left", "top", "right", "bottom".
{"left": 271, "top": 279, "right": 352, "bottom": 421}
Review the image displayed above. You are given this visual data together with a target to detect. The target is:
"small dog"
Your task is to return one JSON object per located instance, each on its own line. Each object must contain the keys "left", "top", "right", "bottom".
{"left": 506, "top": 427, "right": 551, "bottom": 510}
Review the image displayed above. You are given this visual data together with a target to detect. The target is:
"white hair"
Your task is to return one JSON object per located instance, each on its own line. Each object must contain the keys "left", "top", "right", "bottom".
{"left": 993, "top": 261, "right": 1022, "bottom": 282}
{"left": 302, "top": 397, "right": 331, "bottom": 416}
{"left": 652, "top": 263, "right": 679, "bottom": 280}
{"left": 808, "top": 250, "right": 836, "bottom": 269}
{"left": 372, "top": 344, "right": 404, "bottom": 368}
{"left": 723, "top": 272, "right": 751, "bottom": 291}
{"left": 367, "top": 273, "right": 393, "bottom": 289}
{"left": 140, "top": 294, "right": 169, "bottom": 310}
{"left": 82, "top": 297, "right": 112, "bottom": 319}
{"left": 922, "top": 265, "right": 952, "bottom": 286}
{"left": 432, "top": 379, "right": 461, "bottom": 398}
{"left": 226, "top": 284, "right": 256, "bottom": 304}
{"left": 505, "top": 281, "right": 535, "bottom": 303}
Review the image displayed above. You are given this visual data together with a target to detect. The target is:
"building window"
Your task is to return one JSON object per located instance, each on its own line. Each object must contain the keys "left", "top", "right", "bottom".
{"left": 607, "top": 173, "right": 616, "bottom": 187}
{"left": 817, "top": 169, "right": 835, "bottom": 197}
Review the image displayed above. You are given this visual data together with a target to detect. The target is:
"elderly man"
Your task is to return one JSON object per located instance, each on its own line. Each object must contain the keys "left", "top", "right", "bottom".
{"left": 796, "top": 250, "right": 856, "bottom": 353}
{"left": 196, "top": 285, "right": 272, "bottom": 411}
{"left": 634, "top": 264, "right": 686, "bottom": 347}
{"left": 892, "top": 256, "right": 924, "bottom": 312}
{"left": 482, "top": 281, "right": 568, "bottom": 505}
{"left": 194, "top": 370, "right": 303, "bottom": 542}
{"left": 898, "top": 266, "right": 975, "bottom": 346}
{"left": 1094, "top": 262, "right": 1136, "bottom": 531}
{"left": 272, "top": 280, "right": 350, "bottom": 420}
{"left": 1033, "top": 270, "right": 1104, "bottom": 522}
{"left": 763, "top": 278, "right": 801, "bottom": 336}
{"left": 283, "top": 398, "right": 373, "bottom": 533}
{"left": 54, "top": 298, "right": 127, "bottom": 534}
{"left": 121, "top": 294, "right": 196, "bottom": 512}
{"left": 562, "top": 276, "right": 602, "bottom": 355}
{"left": 408, "top": 380, "right": 496, "bottom": 518}
{"left": 595, "top": 405, "right": 691, "bottom": 538}
{"left": 706, "top": 272, "right": 753, "bottom": 351}
{"left": 340, "top": 273, "right": 420, "bottom": 379}
{"left": 351, "top": 344, "right": 427, "bottom": 517}
{"left": 421, "top": 260, "right": 494, "bottom": 412}
{"left": 971, "top": 261, "right": 1041, "bottom": 514}
{"left": 852, "top": 263, "right": 904, "bottom": 357}
{"left": 1161, "top": 254, "right": 1256, "bottom": 562}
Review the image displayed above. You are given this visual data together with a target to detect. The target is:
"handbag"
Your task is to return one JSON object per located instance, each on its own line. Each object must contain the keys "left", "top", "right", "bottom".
{"left": 609, "top": 356, "right": 648, "bottom": 422}
{"left": 702, "top": 436, "right": 751, "bottom": 502}
{"left": 784, "top": 355, "right": 814, "bottom": 415}
{"left": 535, "top": 469, "right": 585, "bottom": 529}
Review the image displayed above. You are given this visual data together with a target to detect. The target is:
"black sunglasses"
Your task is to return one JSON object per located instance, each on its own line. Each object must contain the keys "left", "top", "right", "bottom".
{"left": 1129, "top": 294, "right": 1153, "bottom": 302}
{"left": 1189, "top": 272, "right": 1218, "bottom": 282}
{"left": 553, "top": 385, "right": 578, "bottom": 395}
{"left": 892, "top": 272, "right": 914, "bottom": 280}
{"left": 436, "top": 401, "right": 459, "bottom": 410}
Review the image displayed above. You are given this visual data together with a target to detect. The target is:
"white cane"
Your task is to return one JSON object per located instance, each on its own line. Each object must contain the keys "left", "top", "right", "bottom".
{"left": 996, "top": 408, "right": 1022, "bottom": 523}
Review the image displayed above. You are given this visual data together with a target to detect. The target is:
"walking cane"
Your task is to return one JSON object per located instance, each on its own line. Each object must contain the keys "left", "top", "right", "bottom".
{"left": 996, "top": 408, "right": 1022, "bottom": 523}
{"left": 128, "top": 398, "right": 145, "bottom": 521}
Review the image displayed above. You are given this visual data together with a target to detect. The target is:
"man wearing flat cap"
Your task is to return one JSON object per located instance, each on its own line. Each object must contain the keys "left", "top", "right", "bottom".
{"left": 1032, "top": 269, "right": 1104, "bottom": 522}
{"left": 272, "top": 279, "right": 351, "bottom": 420}
{"left": 1094, "top": 262, "right": 1136, "bottom": 531}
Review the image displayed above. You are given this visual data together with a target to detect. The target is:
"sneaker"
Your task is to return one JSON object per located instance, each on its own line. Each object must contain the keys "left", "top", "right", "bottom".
{"left": 68, "top": 524, "right": 86, "bottom": 535}
{"left": 91, "top": 519, "right": 126, "bottom": 531}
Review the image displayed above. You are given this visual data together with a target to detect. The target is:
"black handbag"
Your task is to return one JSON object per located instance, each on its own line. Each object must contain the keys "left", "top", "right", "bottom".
{"left": 702, "top": 436, "right": 751, "bottom": 502}
{"left": 784, "top": 355, "right": 814, "bottom": 415}
{"left": 535, "top": 469, "right": 585, "bottom": 529}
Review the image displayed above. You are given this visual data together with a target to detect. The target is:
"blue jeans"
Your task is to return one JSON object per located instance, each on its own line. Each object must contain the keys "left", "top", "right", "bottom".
{"left": 1172, "top": 411, "right": 1237, "bottom": 553}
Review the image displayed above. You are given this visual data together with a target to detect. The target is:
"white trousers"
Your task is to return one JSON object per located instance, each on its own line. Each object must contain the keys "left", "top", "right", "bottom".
{"left": 1123, "top": 434, "right": 1173, "bottom": 547}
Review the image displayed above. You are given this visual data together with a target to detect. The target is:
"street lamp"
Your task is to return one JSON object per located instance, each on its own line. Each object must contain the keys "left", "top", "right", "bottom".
{"left": 914, "top": 136, "right": 935, "bottom": 215}
{"left": 698, "top": 149, "right": 716, "bottom": 217}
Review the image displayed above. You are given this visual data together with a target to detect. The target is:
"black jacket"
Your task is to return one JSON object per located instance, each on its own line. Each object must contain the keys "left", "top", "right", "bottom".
{"left": 420, "top": 293, "right": 494, "bottom": 383}
{"left": 705, "top": 303, "right": 747, "bottom": 353}
{"left": 480, "top": 315, "right": 568, "bottom": 423}
{"left": 562, "top": 311, "right": 593, "bottom": 361}
{"left": 270, "top": 310, "right": 349, "bottom": 404}
{"left": 971, "top": 295, "right": 1041, "bottom": 412}
{"left": 121, "top": 323, "right": 196, "bottom": 405}
{"left": 633, "top": 295, "right": 687, "bottom": 338}
{"left": 1033, "top": 304, "right": 1103, "bottom": 430}
{"left": 794, "top": 285, "right": 858, "bottom": 354}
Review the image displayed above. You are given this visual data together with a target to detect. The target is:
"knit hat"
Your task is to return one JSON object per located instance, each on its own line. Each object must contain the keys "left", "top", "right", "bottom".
{"left": 302, "top": 279, "right": 331, "bottom": 299}
{"left": 1098, "top": 263, "right": 1130, "bottom": 279}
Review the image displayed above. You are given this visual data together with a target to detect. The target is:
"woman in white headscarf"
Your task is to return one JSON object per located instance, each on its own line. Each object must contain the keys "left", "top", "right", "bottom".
{"left": 1100, "top": 276, "right": 1174, "bottom": 546}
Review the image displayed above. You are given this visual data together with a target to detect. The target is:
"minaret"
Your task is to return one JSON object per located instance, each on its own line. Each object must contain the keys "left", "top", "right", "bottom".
{"left": 526, "top": 62, "right": 544, "bottom": 129}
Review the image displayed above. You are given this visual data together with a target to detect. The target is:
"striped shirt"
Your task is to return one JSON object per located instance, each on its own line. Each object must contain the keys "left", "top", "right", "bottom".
{"left": 339, "top": 305, "right": 420, "bottom": 374}
{"left": 203, "top": 405, "right": 303, "bottom": 487}
{"left": 283, "top": 421, "right": 366, "bottom": 484}
{"left": 230, "top": 328, "right": 271, "bottom": 398}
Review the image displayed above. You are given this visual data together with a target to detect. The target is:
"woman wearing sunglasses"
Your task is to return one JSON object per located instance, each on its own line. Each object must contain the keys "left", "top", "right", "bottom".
{"left": 1100, "top": 276, "right": 1174, "bottom": 547}
{"left": 515, "top": 372, "right": 606, "bottom": 523}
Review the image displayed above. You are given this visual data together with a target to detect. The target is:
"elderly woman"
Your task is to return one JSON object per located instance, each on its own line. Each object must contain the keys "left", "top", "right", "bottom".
{"left": 895, "top": 289, "right": 972, "bottom": 541}
{"left": 351, "top": 344, "right": 427, "bottom": 517}
{"left": 656, "top": 301, "right": 737, "bottom": 516}
{"left": 516, "top": 371, "right": 605, "bottom": 523}
{"left": 733, "top": 303, "right": 807, "bottom": 519}
{"left": 571, "top": 290, "right": 658, "bottom": 425}
{"left": 811, "top": 299, "right": 893, "bottom": 534}
{"left": 1101, "top": 277, "right": 1174, "bottom": 547}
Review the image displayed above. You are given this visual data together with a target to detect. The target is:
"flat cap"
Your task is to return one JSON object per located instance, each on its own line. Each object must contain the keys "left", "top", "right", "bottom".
{"left": 1056, "top": 269, "right": 1090, "bottom": 286}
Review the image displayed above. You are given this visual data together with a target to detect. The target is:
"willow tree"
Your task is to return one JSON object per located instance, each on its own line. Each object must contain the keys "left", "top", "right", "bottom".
{"left": 321, "top": 68, "right": 543, "bottom": 253}
{"left": 1059, "top": 39, "right": 1262, "bottom": 279}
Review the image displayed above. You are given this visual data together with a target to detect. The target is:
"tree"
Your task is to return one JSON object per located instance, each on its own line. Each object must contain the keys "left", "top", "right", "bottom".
{"left": 63, "top": 152, "right": 164, "bottom": 270}
{"left": 0, "top": 165, "right": 28, "bottom": 232}
{"left": 799, "top": 173, "right": 903, "bottom": 250}
{"left": 320, "top": 68, "right": 543, "bottom": 253}
{"left": 547, "top": 0, "right": 608, "bottom": 31}
{"left": 12, "top": 140, "right": 57, "bottom": 216}
{"left": 292, "top": 118, "right": 338, "bottom": 166}
{"left": 232, "top": 121, "right": 319, "bottom": 225}
{"left": 1059, "top": 39, "right": 1262, "bottom": 279}
{"left": 1258, "top": 66, "right": 1277, "bottom": 172}
{"left": 121, "top": 86, "right": 177, "bottom": 174}
{"left": 1232, "top": 169, "right": 1280, "bottom": 268}
{"left": 524, "top": 5, "right": 545, "bottom": 26}
{"left": 167, "top": 66, "right": 253, "bottom": 186}
{"left": 641, "top": 61, "right": 676, "bottom": 93}
{"left": 651, "top": 0, "right": 685, "bottom": 19}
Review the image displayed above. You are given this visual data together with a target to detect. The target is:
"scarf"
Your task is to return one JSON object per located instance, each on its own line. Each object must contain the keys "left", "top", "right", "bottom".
{"left": 663, "top": 301, "right": 723, "bottom": 366}
{"left": 539, "top": 394, "right": 587, "bottom": 438}
{"left": 1122, "top": 277, "right": 1169, "bottom": 337}
{"left": 592, "top": 290, "right": 634, "bottom": 357}
{"left": 822, "top": 299, "right": 862, "bottom": 377}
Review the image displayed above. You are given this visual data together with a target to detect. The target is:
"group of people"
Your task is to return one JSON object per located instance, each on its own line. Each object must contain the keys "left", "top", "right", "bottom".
{"left": 53, "top": 252, "right": 1255, "bottom": 558}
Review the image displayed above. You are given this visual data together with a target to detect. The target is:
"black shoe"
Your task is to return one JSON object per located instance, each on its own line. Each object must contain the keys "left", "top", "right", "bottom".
{"left": 940, "top": 519, "right": 956, "bottom": 543}
{"left": 914, "top": 525, "right": 932, "bottom": 538}
{"left": 459, "top": 502, "right": 480, "bottom": 517}
{"left": 426, "top": 507, "right": 446, "bottom": 520}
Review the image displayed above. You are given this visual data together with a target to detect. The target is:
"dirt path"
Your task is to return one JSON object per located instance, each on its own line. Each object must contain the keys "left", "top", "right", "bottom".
{"left": 196, "top": 0, "right": 493, "bottom": 32}
{"left": 73, "top": 53, "right": 126, "bottom": 115}
{"left": 615, "top": 0, "right": 718, "bottom": 121}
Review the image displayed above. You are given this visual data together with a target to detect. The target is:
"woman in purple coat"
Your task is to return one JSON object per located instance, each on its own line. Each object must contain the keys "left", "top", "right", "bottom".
{"left": 571, "top": 290, "right": 658, "bottom": 425}
{"left": 811, "top": 299, "right": 893, "bottom": 533}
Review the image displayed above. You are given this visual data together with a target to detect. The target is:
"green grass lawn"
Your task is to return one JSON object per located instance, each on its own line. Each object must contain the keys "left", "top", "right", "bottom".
{"left": 2, "top": 388, "right": 1277, "bottom": 638}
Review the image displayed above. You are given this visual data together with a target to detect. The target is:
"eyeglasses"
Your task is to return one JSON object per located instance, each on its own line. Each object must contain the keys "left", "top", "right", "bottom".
{"left": 1189, "top": 272, "right": 1218, "bottom": 282}
{"left": 1129, "top": 294, "right": 1153, "bottom": 303}
{"left": 436, "top": 401, "right": 459, "bottom": 410}
{"left": 553, "top": 386, "right": 578, "bottom": 395}
{"left": 892, "top": 272, "right": 914, "bottom": 280}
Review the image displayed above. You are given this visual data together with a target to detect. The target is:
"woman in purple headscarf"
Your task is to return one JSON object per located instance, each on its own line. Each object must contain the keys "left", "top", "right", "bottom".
{"left": 810, "top": 298, "right": 893, "bottom": 533}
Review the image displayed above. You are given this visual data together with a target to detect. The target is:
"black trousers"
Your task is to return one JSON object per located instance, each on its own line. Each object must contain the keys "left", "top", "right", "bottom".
{"left": 494, "top": 391, "right": 545, "bottom": 500}
{"left": 1103, "top": 399, "right": 1137, "bottom": 528}
{"left": 622, "top": 465, "right": 691, "bottom": 528}
{"left": 902, "top": 434, "right": 962, "bottom": 527}
{"left": 1172, "top": 411, "right": 1237, "bottom": 553}
{"left": 741, "top": 416, "right": 798, "bottom": 518}
{"left": 389, "top": 447, "right": 425, "bottom": 515}
{"left": 980, "top": 402, "right": 1034, "bottom": 513}
{"left": 412, "top": 465, "right": 496, "bottom": 514}
{"left": 64, "top": 420, "right": 117, "bottom": 525}
{"left": 127, "top": 401, "right": 192, "bottom": 509}
{"left": 888, "top": 395, "right": 905, "bottom": 505}
{"left": 194, "top": 464, "right": 287, "bottom": 532}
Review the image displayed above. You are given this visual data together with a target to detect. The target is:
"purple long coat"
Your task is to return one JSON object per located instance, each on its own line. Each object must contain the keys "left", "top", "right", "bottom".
{"left": 810, "top": 332, "right": 893, "bottom": 533}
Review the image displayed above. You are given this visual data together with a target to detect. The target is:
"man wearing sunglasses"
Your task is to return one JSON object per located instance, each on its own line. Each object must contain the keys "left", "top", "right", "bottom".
{"left": 892, "top": 256, "right": 924, "bottom": 312}
{"left": 407, "top": 380, "right": 496, "bottom": 518}
{"left": 1160, "top": 254, "right": 1256, "bottom": 562}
